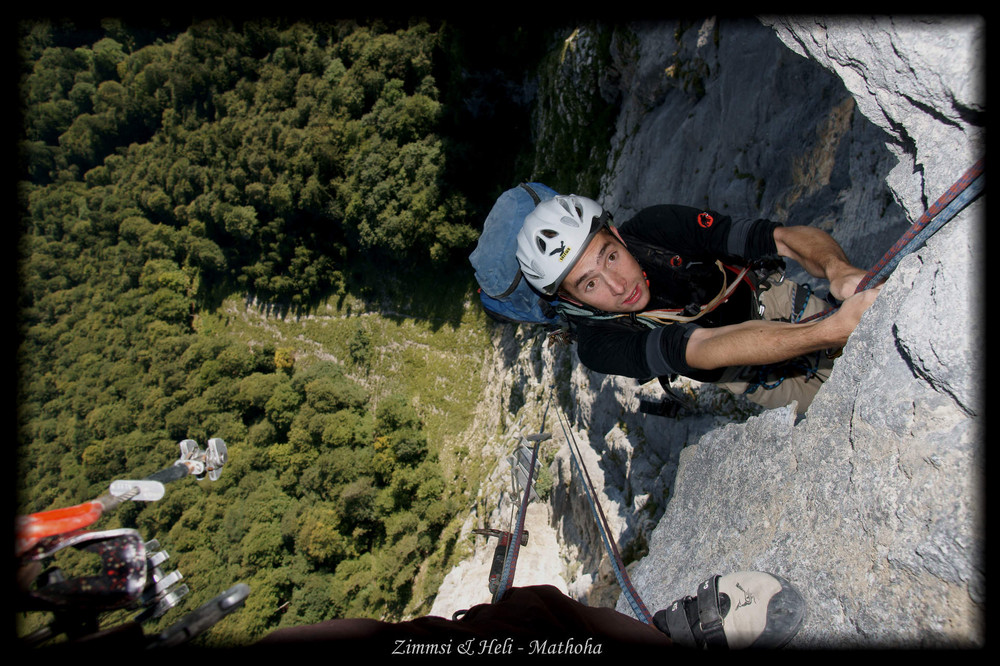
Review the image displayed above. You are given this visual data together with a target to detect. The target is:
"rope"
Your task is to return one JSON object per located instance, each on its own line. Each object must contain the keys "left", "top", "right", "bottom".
{"left": 858, "top": 167, "right": 984, "bottom": 291}
{"left": 489, "top": 394, "right": 652, "bottom": 623}
{"left": 554, "top": 398, "right": 654, "bottom": 624}
{"left": 799, "top": 158, "right": 985, "bottom": 323}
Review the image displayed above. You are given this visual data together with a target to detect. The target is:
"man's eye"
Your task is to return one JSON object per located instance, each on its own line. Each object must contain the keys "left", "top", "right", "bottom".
{"left": 584, "top": 280, "right": 596, "bottom": 292}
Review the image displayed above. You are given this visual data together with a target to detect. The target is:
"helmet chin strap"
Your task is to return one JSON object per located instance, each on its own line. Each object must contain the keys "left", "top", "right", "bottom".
{"left": 557, "top": 289, "right": 584, "bottom": 306}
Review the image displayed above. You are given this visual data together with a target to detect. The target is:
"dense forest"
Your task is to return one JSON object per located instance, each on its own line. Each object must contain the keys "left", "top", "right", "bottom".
{"left": 16, "top": 17, "right": 616, "bottom": 644}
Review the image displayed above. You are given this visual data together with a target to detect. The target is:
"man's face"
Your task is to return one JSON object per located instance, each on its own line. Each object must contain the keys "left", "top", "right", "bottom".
{"left": 560, "top": 228, "right": 650, "bottom": 312}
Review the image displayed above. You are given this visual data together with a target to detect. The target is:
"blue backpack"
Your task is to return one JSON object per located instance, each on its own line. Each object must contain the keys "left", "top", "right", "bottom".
{"left": 469, "top": 183, "right": 562, "bottom": 326}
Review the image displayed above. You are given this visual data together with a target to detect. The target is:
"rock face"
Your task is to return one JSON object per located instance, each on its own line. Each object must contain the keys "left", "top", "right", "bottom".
{"left": 617, "top": 16, "right": 984, "bottom": 647}
{"left": 435, "top": 16, "right": 984, "bottom": 647}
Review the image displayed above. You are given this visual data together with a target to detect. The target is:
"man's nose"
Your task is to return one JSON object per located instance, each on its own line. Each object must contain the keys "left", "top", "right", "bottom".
{"left": 605, "top": 270, "right": 627, "bottom": 294}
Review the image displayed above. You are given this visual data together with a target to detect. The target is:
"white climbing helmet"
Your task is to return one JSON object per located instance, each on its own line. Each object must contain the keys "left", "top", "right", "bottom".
{"left": 516, "top": 194, "right": 608, "bottom": 295}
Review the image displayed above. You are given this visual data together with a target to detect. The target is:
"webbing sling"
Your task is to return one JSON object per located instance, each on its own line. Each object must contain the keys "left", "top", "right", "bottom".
{"left": 556, "top": 261, "right": 751, "bottom": 327}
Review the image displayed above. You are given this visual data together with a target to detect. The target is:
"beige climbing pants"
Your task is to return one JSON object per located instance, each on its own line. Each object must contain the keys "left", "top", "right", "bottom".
{"left": 716, "top": 275, "right": 839, "bottom": 415}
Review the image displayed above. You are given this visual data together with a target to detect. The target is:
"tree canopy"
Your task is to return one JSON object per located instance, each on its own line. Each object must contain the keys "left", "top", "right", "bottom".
{"left": 15, "top": 17, "right": 548, "bottom": 643}
{"left": 19, "top": 19, "right": 489, "bottom": 310}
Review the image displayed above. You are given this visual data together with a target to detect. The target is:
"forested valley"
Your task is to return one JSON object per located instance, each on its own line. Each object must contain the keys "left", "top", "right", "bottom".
{"left": 15, "top": 17, "right": 600, "bottom": 643}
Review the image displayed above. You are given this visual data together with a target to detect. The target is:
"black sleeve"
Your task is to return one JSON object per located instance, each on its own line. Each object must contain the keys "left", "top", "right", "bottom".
{"left": 573, "top": 320, "right": 724, "bottom": 383}
{"left": 618, "top": 205, "right": 781, "bottom": 263}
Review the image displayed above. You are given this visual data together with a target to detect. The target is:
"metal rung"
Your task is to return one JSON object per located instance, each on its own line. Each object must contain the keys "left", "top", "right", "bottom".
{"left": 509, "top": 442, "right": 540, "bottom": 502}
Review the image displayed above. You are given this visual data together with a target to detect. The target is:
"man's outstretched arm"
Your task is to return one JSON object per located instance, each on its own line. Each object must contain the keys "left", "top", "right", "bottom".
{"left": 684, "top": 287, "right": 880, "bottom": 371}
{"left": 772, "top": 225, "right": 866, "bottom": 301}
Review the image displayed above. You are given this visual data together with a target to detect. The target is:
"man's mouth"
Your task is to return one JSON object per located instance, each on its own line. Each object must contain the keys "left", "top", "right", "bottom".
{"left": 622, "top": 285, "right": 640, "bottom": 306}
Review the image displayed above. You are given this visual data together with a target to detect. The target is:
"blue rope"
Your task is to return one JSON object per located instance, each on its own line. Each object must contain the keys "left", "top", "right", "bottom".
{"left": 858, "top": 160, "right": 984, "bottom": 292}
{"left": 554, "top": 402, "right": 654, "bottom": 624}
{"left": 799, "top": 159, "right": 984, "bottom": 324}
{"left": 744, "top": 352, "right": 822, "bottom": 394}
{"left": 861, "top": 172, "right": 984, "bottom": 290}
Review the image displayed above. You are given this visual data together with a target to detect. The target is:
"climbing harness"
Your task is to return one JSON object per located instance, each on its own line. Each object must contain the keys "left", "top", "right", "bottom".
{"left": 739, "top": 282, "right": 822, "bottom": 394}
{"left": 800, "top": 157, "right": 985, "bottom": 323}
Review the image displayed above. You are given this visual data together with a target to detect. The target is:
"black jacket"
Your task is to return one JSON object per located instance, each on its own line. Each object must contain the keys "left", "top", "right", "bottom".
{"left": 563, "top": 205, "right": 782, "bottom": 383}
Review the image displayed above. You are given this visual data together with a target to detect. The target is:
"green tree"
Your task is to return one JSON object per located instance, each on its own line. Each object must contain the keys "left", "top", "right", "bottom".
{"left": 298, "top": 503, "right": 351, "bottom": 567}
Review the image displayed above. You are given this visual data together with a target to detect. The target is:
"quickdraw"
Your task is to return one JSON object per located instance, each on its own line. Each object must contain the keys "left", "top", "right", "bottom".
{"left": 790, "top": 283, "right": 813, "bottom": 324}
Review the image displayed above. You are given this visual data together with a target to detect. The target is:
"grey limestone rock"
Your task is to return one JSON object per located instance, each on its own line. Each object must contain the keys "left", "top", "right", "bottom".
{"left": 437, "top": 16, "right": 984, "bottom": 647}
{"left": 616, "top": 16, "right": 984, "bottom": 647}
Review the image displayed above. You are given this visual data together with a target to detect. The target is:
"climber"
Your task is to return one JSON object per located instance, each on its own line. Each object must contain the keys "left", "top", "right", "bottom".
{"left": 515, "top": 195, "right": 881, "bottom": 413}
{"left": 256, "top": 571, "right": 806, "bottom": 652}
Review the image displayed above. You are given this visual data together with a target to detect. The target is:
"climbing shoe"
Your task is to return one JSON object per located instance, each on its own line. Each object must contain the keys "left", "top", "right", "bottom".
{"left": 653, "top": 571, "right": 805, "bottom": 649}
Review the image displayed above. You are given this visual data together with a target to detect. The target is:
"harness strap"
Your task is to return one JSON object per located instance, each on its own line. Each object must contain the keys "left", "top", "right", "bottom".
{"left": 558, "top": 261, "right": 751, "bottom": 328}
{"left": 490, "top": 183, "right": 545, "bottom": 300}
{"left": 636, "top": 262, "right": 750, "bottom": 326}
{"left": 518, "top": 182, "right": 544, "bottom": 206}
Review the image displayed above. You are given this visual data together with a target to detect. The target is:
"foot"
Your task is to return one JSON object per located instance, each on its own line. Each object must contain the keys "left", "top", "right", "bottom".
{"left": 653, "top": 571, "right": 805, "bottom": 649}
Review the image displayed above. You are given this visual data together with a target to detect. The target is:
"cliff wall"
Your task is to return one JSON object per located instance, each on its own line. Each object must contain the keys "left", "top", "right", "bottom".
{"left": 433, "top": 16, "right": 984, "bottom": 647}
